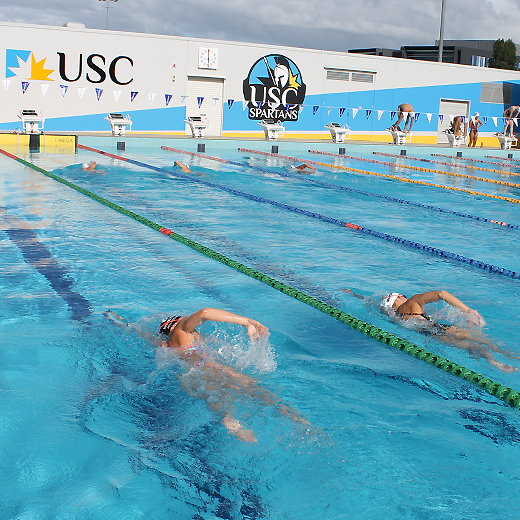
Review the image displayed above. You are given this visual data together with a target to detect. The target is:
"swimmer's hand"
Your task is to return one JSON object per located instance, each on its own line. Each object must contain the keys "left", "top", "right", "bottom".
{"left": 341, "top": 288, "right": 353, "bottom": 294}
{"left": 466, "top": 308, "right": 486, "bottom": 328}
{"left": 245, "top": 319, "right": 269, "bottom": 341}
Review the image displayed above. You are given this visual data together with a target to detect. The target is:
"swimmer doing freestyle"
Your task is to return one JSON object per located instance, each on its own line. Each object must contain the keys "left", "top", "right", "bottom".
{"left": 106, "top": 307, "right": 308, "bottom": 442}
{"left": 342, "top": 288, "right": 518, "bottom": 373}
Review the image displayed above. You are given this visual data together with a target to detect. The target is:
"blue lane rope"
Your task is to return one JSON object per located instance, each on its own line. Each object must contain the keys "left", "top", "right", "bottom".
{"left": 77, "top": 145, "right": 520, "bottom": 281}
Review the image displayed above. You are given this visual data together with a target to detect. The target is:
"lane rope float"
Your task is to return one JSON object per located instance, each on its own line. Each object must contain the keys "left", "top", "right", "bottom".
{"left": 79, "top": 144, "right": 520, "bottom": 279}
{"left": 373, "top": 151, "right": 520, "bottom": 177}
{"left": 311, "top": 149, "right": 520, "bottom": 188}
{"left": 162, "top": 146, "right": 519, "bottom": 230}
{"left": 432, "top": 154, "right": 519, "bottom": 169}
{"left": 3, "top": 146, "right": 520, "bottom": 410}
{"left": 487, "top": 155, "right": 520, "bottom": 163}
{"left": 238, "top": 147, "right": 520, "bottom": 206}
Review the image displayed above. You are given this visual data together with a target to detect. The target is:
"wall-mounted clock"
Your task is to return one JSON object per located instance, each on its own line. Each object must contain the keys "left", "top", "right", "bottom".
{"left": 198, "top": 47, "right": 218, "bottom": 70}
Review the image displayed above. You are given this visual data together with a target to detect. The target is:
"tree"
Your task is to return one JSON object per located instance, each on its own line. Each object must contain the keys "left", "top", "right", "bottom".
{"left": 489, "top": 39, "right": 518, "bottom": 70}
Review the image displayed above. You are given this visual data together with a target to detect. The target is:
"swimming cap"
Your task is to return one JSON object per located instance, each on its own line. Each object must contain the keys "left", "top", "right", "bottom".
{"left": 159, "top": 316, "right": 182, "bottom": 335}
{"left": 474, "top": 112, "right": 479, "bottom": 117}
{"left": 382, "top": 293, "right": 404, "bottom": 309}
{"left": 81, "top": 163, "right": 90, "bottom": 169}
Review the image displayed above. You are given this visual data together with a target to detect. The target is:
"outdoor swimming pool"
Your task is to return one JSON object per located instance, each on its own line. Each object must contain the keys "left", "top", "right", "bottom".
{"left": 2, "top": 136, "right": 520, "bottom": 519}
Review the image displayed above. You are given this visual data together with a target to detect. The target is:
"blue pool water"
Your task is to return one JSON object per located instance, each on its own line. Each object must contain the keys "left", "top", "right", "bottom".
{"left": 2, "top": 137, "right": 520, "bottom": 519}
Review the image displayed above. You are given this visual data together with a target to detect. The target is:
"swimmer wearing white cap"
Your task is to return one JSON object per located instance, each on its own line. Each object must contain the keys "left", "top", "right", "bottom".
{"left": 81, "top": 161, "right": 97, "bottom": 171}
{"left": 342, "top": 288, "right": 518, "bottom": 372}
{"left": 468, "top": 112, "right": 483, "bottom": 147}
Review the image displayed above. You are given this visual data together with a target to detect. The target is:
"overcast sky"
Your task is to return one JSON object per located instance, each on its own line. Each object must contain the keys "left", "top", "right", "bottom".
{"left": 0, "top": 0, "right": 517, "bottom": 52}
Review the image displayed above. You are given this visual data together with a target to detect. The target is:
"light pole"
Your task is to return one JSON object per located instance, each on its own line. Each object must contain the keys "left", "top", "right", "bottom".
{"left": 99, "top": 0, "right": 118, "bottom": 30}
{"left": 438, "top": 0, "right": 446, "bottom": 62}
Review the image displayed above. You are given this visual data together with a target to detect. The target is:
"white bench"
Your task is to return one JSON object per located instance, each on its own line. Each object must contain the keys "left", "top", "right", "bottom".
{"left": 18, "top": 110, "right": 45, "bottom": 134}
{"left": 105, "top": 113, "right": 132, "bottom": 136}
{"left": 258, "top": 119, "right": 285, "bottom": 140}
{"left": 185, "top": 115, "right": 209, "bottom": 138}
{"left": 325, "top": 122, "right": 351, "bottom": 143}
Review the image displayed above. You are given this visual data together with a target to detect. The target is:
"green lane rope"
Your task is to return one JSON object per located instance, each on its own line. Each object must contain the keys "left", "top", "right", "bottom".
{"left": 2, "top": 147, "right": 520, "bottom": 410}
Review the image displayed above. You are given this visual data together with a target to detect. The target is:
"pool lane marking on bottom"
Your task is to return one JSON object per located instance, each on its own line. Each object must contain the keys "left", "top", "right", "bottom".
{"left": 1, "top": 209, "right": 92, "bottom": 320}
{"left": 164, "top": 145, "right": 519, "bottom": 230}
{"left": 78, "top": 144, "right": 520, "bottom": 279}
{"left": 3, "top": 147, "right": 520, "bottom": 410}
{"left": 238, "top": 147, "right": 520, "bottom": 206}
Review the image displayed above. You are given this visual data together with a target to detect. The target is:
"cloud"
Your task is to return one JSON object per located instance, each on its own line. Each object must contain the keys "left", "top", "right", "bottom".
{"left": 0, "top": 0, "right": 518, "bottom": 52}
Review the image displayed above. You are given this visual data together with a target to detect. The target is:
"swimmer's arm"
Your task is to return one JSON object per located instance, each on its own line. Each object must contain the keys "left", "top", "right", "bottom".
{"left": 340, "top": 288, "right": 364, "bottom": 299}
{"left": 181, "top": 308, "right": 269, "bottom": 340}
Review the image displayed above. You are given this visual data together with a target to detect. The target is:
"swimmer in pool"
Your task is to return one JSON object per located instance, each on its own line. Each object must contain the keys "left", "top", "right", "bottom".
{"left": 342, "top": 288, "right": 518, "bottom": 373}
{"left": 174, "top": 160, "right": 192, "bottom": 173}
{"left": 105, "top": 307, "right": 307, "bottom": 441}
{"left": 81, "top": 161, "right": 97, "bottom": 171}
{"left": 290, "top": 163, "right": 317, "bottom": 174}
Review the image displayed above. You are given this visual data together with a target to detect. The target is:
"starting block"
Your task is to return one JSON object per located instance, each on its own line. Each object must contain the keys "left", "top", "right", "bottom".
{"left": 444, "top": 131, "right": 465, "bottom": 147}
{"left": 105, "top": 113, "right": 132, "bottom": 136}
{"left": 185, "top": 115, "right": 209, "bottom": 138}
{"left": 495, "top": 133, "right": 518, "bottom": 150}
{"left": 18, "top": 110, "right": 45, "bottom": 134}
{"left": 325, "top": 122, "right": 351, "bottom": 143}
{"left": 258, "top": 119, "right": 285, "bottom": 140}
{"left": 388, "top": 128, "right": 411, "bottom": 145}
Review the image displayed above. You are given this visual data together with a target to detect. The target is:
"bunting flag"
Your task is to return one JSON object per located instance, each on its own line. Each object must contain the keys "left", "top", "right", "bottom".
{"left": 21, "top": 81, "right": 29, "bottom": 94}
{"left": 2, "top": 79, "right": 10, "bottom": 90}
{"left": 227, "top": 99, "right": 234, "bottom": 109}
{"left": 242, "top": 100, "right": 248, "bottom": 111}
{"left": 148, "top": 93, "right": 156, "bottom": 105}
{"left": 130, "top": 91, "right": 138, "bottom": 102}
{"left": 448, "top": 115, "right": 453, "bottom": 123}
{"left": 285, "top": 104, "right": 291, "bottom": 112}
{"left": 327, "top": 107, "right": 331, "bottom": 115}
{"left": 352, "top": 108, "right": 358, "bottom": 119}
{"left": 377, "top": 110, "right": 384, "bottom": 120}
{"left": 492, "top": 117, "right": 497, "bottom": 127}
{"left": 438, "top": 114, "right": 443, "bottom": 123}
{"left": 95, "top": 88, "right": 103, "bottom": 100}
{"left": 390, "top": 111, "right": 396, "bottom": 120}
{"left": 313, "top": 106, "right": 319, "bottom": 115}
{"left": 461, "top": 116, "right": 466, "bottom": 124}
{"left": 502, "top": 117, "right": 507, "bottom": 125}
{"left": 78, "top": 87, "right": 86, "bottom": 99}
{"left": 60, "top": 84, "right": 68, "bottom": 97}
{"left": 114, "top": 90, "right": 121, "bottom": 102}
{"left": 165, "top": 94, "right": 172, "bottom": 106}
{"left": 365, "top": 109, "right": 372, "bottom": 119}
{"left": 339, "top": 107, "right": 346, "bottom": 117}
{"left": 426, "top": 113, "right": 432, "bottom": 123}
{"left": 41, "top": 83, "right": 49, "bottom": 96}
{"left": 197, "top": 96, "right": 204, "bottom": 108}
{"left": 483, "top": 116, "right": 487, "bottom": 124}
{"left": 214, "top": 98, "right": 219, "bottom": 107}
{"left": 299, "top": 105, "right": 304, "bottom": 113}
{"left": 414, "top": 112, "right": 420, "bottom": 122}
{"left": 256, "top": 101, "right": 263, "bottom": 109}
{"left": 514, "top": 118, "right": 518, "bottom": 126}
{"left": 181, "top": 95, "right": 187, "bottom": 104}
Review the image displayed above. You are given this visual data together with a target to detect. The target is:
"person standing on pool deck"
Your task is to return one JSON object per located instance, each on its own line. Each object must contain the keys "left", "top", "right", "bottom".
{"left": 503, "top": 106, "right": 520, "bottom": 137}
{"left": 341, "top": 288, "right": 518, "bottom": 373}
{"left": 468, "top": 112, "right": 483, "bottom": 147}
{"left": 390, "top": 103, "right": 415, "bottom": 133}
{"left": 106, "top": 307, "right": 307, "bottom": 442}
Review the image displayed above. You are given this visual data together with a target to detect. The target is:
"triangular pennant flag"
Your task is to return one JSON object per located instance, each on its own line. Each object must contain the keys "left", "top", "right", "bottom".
{"left": 377, "top": 110, "right": 384, "bottom": 120}
{"left": 483, "top": 116, "right": 487, "bottom": 124}
{"left": 390, "top": 111, "right": 396, "bottom": 119}
{"left": 197, "top": 96, "right": 204, "bottom": 108}
{"left": 114, "top": 90, "right": 121, "bottom": 102}
{"left": 242, "top": 100, "right": 248, "bottom": 111}
{"left": 299, "top": 105, "right": 304, "bottom": 113}
{"left": 502, "top": 117, "right": 507, "bottom": 125}
{"left": 461, "top": 116, "right": 466, "bottom": 124}
{"left": 165, "top": 94, "right": 172, "bottom": 106}
{"left": 78, "top": 87, "right": 86, "bottom": 99}
{"left": 60, "top": 84, "right": 68, "bottom": 97}
{"left": 365, "top": 109, "right": 372, "bottom": 119}
{"left": 256, "top": 101, "right": 263, "bottom": 109}
{"left": 426, "top": 113, "right": 432, "bottom": 123}
{"left": 95, "top": 88, "right": 103, "bottom": 100}
{"left": 514, "top": 118, "right": 518, "bottom": 126}
{"left": 2, "top": 79, "right": 11, "bottom": 91}
{"left": 313, "top": 106, "right": 319, "bottom": 115}
{"left": 213, "top": 97, "right": 219, "bottom": 107}
{"left": 448, "top": 115, "right": 454, "bottom": 123}
{"left": 41, "top": 83, "right": 49, "bottom": 96}
{"left": 352, "top": 108, "right": 358, "bottom": 119}
{"left": 227, "top": 99, "right": 234, "bottom": 109}
{"left": 438, "top": 114, "right": 443, "bottom": 123}
{"left": 22, "top": 81, "right": 30, "bottom": 94}
{"left": 327, "top": 107, "right": 331, "bottom": 116}
{"left": 181, "top": 95, "right": 188, "bottom": 104}
{"left": 148, "top": 93, "right": 156, "bottom": 105}
{"left": 492, "top": 117, "right": 497, "bottom": 127}
{"left": 414, "top": 112, "right": 420, "bottom": 122}
{"left": 339, "top": 107, "right": 346, "bottom": 117}
{"left": 130, "top": 91, "right": 138, "bottom": 102}
{"left": 285, "top": 104, "right": 290, "bottom": 112}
